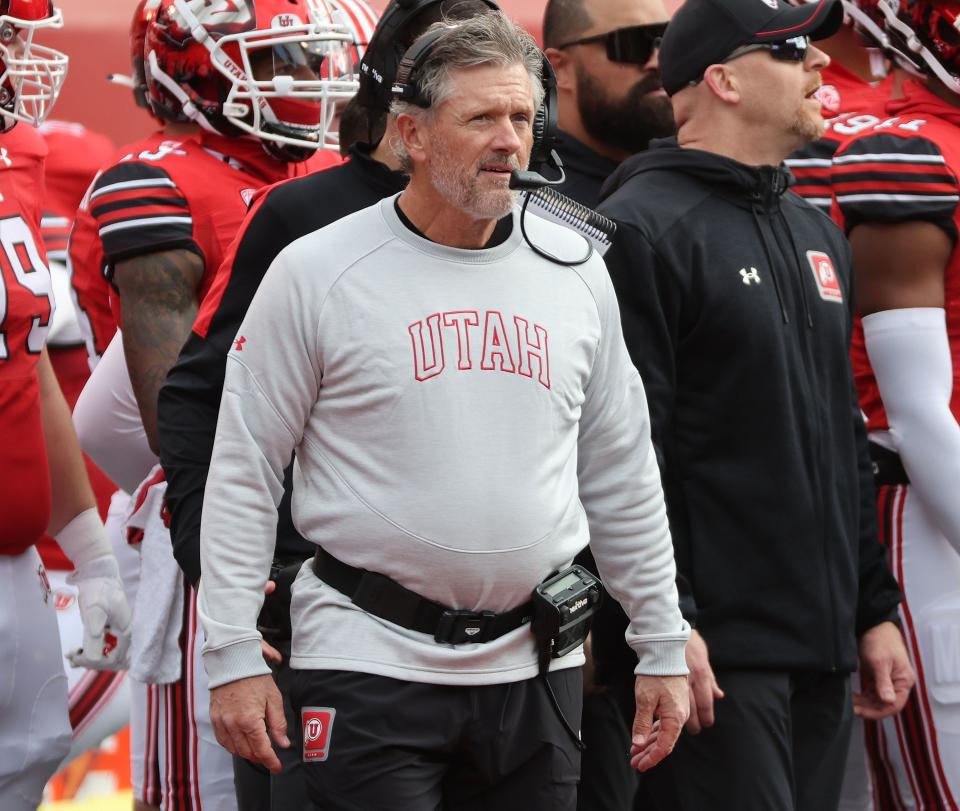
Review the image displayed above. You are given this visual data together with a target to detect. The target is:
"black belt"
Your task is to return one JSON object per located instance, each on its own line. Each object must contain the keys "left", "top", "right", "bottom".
{"left": 312, "top": 547, "right": 533, "bottom": 645}
{"left": 869, "top": 442, "right": 910, "bottom": 486}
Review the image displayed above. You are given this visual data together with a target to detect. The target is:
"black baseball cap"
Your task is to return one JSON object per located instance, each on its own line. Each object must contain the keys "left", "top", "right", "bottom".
{"left": 659, "top": 0, "right": 844, "bottom": 95}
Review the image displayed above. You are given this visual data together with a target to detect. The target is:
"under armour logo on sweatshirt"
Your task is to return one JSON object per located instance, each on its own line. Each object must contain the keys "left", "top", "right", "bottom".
{"left": 409, "top": 310, "right": 551, "bottom": 389}
{"left": 234, "top": 336, "right": 246, "bottom": 351}
{"left": 740, "top": 267, "right": 761, "bottom": 285}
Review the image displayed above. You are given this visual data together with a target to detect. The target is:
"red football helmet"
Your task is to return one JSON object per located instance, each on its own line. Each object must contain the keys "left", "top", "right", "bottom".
{"left": 131, "top": 0, "right": 161, "bottom": 113}
{"left": 0, "top": 0, "right": 67, "bottom": 132}
{"left": 879, "top": 0, "right": 960, "bottom": 92}
{"left": 144, "top": 0, "right": 360, "bottom": 160}
{"left": 107, "top": 1, "right": 165, "bottom": 117}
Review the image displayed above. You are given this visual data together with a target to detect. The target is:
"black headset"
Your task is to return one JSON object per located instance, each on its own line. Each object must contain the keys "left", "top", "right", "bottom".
{"left": 391, "top": 24, "right": 566, "bottom": 190}
{"left": 358, "top": 0, "right": 499, "bottom": 112}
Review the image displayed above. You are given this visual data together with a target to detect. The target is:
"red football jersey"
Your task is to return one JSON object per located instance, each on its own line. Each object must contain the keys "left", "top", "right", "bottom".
{"left": 35, "top": 122, "right": 118, "bottom": 569}
{"left": 38, "top": 121, "right": 115, "bottom": 264}
{"left": 831, "top": 80, "right": 960, "bottom": 432}
{"left": 69, "top": 131, "right": 315, "bottom": 367}
{"left": 0, "top": 124, "right": 56, "bottom": 556}
{"left": 786, "top": 62, "right": 896, "bottom": 212}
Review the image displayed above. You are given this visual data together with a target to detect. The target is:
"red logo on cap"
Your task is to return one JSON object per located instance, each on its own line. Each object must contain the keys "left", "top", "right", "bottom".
{"left": 806, "top": 250, "right": 843, "bottom": 303}
{"left": 302, "top": 707, "right": 336, "bottom": 762}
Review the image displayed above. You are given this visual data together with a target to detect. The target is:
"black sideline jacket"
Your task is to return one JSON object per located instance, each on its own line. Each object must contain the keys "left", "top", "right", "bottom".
{"left": 598, "top": 139, "right": 901, "bottom": 673}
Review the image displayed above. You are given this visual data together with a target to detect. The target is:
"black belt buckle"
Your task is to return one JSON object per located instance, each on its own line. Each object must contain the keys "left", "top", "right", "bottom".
{"left": 435, "top": 609, "right": 495, "bottom": 644}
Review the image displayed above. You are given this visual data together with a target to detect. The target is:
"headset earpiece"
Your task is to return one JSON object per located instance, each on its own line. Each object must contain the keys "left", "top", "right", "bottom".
{"left": 527, "top": 55, "right": 559, "bottom": 171}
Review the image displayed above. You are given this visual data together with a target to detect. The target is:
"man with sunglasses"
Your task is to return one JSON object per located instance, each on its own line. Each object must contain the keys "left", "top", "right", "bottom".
{"left": 544, "top": 4, "right": 675, "bottom": 809}
{"left": 597, "top": 0, "right": 912, "bottom": 808}
{"left": 543, "top": 0, "right": 673, "bottom": 208}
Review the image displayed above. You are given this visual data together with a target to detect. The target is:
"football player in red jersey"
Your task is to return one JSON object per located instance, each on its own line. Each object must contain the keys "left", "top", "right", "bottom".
{"left": 69, "top": 1, "right": 357, "bottom": 809}
{"left": 0, "top": 3, "right": 133, "bottom": 811}
{"left": 66, "top": 7, "right": 202, "bottom": 808}
{"left": 32, "top": 120, "right": 143, "bottom": 775}
{"left": 786, "top": 0, "right": 901, "bottom": 212}
{"left": 831, "top": 0, "right": 960, "bottom": 807}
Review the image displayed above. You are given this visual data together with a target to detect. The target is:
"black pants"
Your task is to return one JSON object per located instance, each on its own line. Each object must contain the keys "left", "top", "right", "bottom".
{"left": 232, "top": 645, "right": 310, "bottom": 811}
{"left": 577, "top": 676, "right": 638, "bottom": 811}
{"left": 288, "top": 668, "right": 583, "bottom": 811}
{"left": 645, "top": 670, "right": 853, "bottom": 811}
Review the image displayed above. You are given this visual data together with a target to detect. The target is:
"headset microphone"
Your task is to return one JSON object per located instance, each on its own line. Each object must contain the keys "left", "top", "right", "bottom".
{"left": 508, "top": 55, "right": 563, "bottom": 191}
{"left": 508, "top": 151, "right": 566, "bottom": 191}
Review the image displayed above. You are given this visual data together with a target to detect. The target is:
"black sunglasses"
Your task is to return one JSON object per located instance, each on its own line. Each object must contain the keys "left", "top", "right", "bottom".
{"left": 722, "top": 34, "right": 812, "bottom": 65}
{"left": 557, "top": 23, "right": 668, "bottom": 66}
{"left": 689, "top": 35, "right": 811, "bottom": 87}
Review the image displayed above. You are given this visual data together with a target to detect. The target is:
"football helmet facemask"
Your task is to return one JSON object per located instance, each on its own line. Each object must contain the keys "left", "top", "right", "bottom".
{"left": 319, "top": 0, "right": 378, "bottom": 149}
{"left": 0, "top": 0, "right": 67, "bottom": 132}
{"left": 145, "top": 0, "right": 359, "bottom": 160}
{"left": 878, "top": 0, "right": 960, "bottom": 92}
{"left": 843, "top": 0, "right": 895, "bottom": 48}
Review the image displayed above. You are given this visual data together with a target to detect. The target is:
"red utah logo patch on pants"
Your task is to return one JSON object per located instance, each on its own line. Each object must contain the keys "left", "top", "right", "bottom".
{"left": 302, "top": 707, "right": 336, "bottom": 762}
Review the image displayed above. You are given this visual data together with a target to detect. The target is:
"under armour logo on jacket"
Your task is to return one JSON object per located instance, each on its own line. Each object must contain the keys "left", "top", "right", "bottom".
{"left": 234, "top": 336, "right": 246, "bottom": 351}
{"left": 740, "top": 267, "right": 761, "bottom": 285}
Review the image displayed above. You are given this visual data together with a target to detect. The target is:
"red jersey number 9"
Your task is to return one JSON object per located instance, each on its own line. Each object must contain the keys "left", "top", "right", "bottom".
{"left": 0, "top": 215, "right": 54, "bottom": 361}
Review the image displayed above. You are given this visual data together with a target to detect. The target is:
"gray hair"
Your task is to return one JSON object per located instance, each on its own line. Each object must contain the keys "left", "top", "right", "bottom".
{"left": 389, "top": 11, "right": 545, "bottom": 171}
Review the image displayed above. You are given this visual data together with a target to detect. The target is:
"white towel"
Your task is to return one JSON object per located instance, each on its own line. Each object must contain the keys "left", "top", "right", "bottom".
{"left": 127, "top": 465, "right": 183, "bottom": 684}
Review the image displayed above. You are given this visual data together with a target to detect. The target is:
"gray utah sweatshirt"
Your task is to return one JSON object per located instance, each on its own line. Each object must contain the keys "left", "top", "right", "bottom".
{"left": 198, "top": 195, "right": 689, "bottom": 688}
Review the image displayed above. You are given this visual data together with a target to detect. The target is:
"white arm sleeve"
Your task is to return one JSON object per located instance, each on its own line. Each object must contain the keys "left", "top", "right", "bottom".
{"left": 863, "top": 307, "right": 960, "bottom": 554}
{"left": 72, "top": 331, "right": 158, "bottom": 494}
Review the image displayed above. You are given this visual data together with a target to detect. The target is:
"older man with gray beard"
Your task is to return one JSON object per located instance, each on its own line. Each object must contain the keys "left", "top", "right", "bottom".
{"left": 195, "top": 11, "right": 689, "bottom": 811}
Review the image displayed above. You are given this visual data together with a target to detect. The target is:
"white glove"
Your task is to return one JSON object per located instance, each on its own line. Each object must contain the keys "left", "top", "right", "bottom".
{"left": 56, "top": 509, "right": 132, "bottom": 670}
{"left": 66, "top": 554, "right": 132, "bottom": 670}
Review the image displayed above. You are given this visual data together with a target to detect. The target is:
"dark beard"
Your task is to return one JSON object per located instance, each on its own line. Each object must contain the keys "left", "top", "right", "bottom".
{"left": 576, "top": 69, "right": 676, "bottom": 155}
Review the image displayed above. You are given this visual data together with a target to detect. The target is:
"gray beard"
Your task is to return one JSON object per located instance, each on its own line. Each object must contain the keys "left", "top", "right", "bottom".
{"left": 429, "top": 139, "right": 519, "bottom": 221}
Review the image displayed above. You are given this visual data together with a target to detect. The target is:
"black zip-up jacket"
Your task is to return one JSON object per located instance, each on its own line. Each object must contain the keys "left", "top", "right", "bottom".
{"left": 157, "top": 145, "right": 407, "bottom": 586}
{"left": 597, "top": 140, "right": 900, "bottom": 672}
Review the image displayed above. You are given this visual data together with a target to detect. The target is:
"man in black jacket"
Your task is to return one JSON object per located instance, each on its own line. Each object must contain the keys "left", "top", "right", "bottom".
{"left": 156, "top": 2, "right": 495, "bottom": 808}
{"left": 597, "top": 0, "right": 913, "bottom": 808}
{"left": 542, "top": 0, "right": 673, "bottom": 208}
{"left": 544, "top": 3, "right": 676, "bottom": 810}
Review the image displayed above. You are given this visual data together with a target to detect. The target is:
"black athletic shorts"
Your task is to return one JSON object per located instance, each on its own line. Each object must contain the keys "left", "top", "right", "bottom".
{"left": 287, "top": 667, "right": 583, "bottom": 811}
